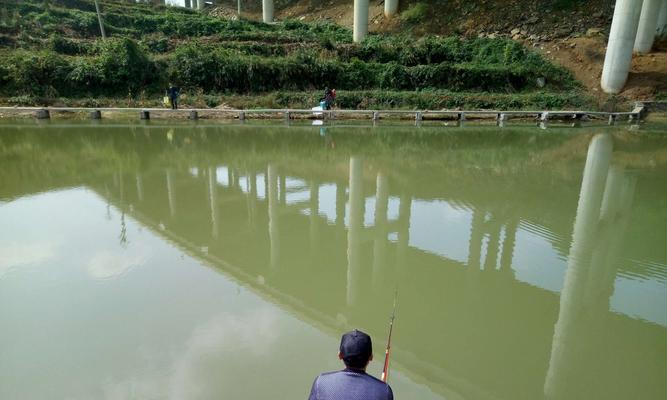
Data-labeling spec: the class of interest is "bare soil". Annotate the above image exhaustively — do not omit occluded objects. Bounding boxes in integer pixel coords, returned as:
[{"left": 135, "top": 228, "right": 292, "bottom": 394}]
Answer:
[{"left": 211, "top": 0, "right": 667, "bottom": 102}]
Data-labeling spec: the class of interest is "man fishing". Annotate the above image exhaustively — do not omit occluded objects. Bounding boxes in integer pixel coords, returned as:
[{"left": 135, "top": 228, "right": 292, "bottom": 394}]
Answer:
[{"left": 307, "top": 330, "right": 394, "bottom": 400}]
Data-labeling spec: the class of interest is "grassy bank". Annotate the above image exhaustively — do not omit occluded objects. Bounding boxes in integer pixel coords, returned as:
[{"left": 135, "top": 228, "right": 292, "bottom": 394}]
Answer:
[{"left": 0, "top": 0, "right": 591, "bottom": 110}]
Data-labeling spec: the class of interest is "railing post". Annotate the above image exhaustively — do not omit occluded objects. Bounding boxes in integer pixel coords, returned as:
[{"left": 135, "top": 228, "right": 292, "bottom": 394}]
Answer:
[
  {"left": 140, "top": 110, "right": 150, "bottom": 120},
  {"left": 35, "top": 109, "right": 50, "bottom": 119},
  {"left": 189, "top": 110, "right": 198, "bottom": 120},
  {"left": 90, "top": 110, "right": 102, "bottom": 120}
]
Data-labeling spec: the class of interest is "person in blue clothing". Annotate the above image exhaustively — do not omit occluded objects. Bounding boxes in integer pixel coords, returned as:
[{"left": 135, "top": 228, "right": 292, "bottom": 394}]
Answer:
[
  {"left": 167, "top": 83, "right": 180, "bottom": 110},
  {"left": 308, "top": 330, "right": 394, "bottom": 400}
]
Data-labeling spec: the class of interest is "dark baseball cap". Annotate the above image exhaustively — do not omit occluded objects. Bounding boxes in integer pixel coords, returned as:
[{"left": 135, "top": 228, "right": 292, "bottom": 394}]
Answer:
[{"left": 339, "top": 329, "right": 373, "bottom": 358}]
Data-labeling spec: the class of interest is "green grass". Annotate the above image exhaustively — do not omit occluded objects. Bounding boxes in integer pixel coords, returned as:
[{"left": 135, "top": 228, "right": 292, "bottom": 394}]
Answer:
[{"left": 0, "top": 0, "right": 586, "bottom": 109}]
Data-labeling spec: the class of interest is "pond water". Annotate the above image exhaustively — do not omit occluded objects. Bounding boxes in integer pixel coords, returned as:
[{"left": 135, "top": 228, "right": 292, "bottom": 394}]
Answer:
[{"left": 1, "top": 121, "right": 666, "bottom": 400}]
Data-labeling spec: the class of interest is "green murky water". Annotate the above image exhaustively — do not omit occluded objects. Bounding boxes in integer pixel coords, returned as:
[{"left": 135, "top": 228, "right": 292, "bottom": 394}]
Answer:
[{"left": 1, "top": 121, "right": 666, "bottom": 400}]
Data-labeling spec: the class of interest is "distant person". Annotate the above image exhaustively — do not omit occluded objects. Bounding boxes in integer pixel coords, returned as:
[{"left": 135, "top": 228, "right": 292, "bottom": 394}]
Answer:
[
  {"left": 166, "top": 83, "right": 180, "bottom": 110},
  {"left": 321, "top": 87, "right": 336, "bottom": 110},
  {"left": 308, "top": 329, "right": 393, "bottom": 400}
]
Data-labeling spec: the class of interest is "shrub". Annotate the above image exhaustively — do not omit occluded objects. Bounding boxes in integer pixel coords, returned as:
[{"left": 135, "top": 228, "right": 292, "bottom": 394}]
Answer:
[{"left": 401, "top": 3, "right": 429, "bottom": 25}]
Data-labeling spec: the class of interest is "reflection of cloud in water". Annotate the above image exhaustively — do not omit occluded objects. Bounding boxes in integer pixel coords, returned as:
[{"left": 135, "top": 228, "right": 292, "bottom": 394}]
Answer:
[
  {"left": 169, "top": 308, "right": 280, "bottom": 400},
  {"left": 0, "top": 241, "right": 56, "bottom": 278},
  {"left": 87, "top": 248, "right": 148, "bottom": 280}
]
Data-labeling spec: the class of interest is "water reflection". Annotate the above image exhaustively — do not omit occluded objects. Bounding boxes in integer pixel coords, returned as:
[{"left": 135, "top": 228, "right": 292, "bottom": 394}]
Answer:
[{"left": 1, "top": 123, "right": 666, "bottom": 400}]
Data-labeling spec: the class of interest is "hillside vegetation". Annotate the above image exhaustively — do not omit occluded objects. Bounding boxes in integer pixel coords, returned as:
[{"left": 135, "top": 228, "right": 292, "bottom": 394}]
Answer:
[{"left": 0, "top": 0, "right": 593, "bottom": 110}]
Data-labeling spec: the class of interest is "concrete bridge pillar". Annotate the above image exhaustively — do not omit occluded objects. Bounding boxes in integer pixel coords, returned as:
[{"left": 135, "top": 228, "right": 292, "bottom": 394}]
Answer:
[
  {"left": 657, "top": 0, "right": 667, "bottom": 39},
  {"left": 263, "top": 0, "right": 274, "bottom": 23},
  {"left": 601, "top": 0, "right": 644, "bottom": 94},
  {"left": 353, "top": 0, "right": 369, "bottom": 42},
  {"left": 634, "top": 0, "right": 663, "bottom": 53},
  {"left": 384, "top": 0, "right": 398, "bottom": 17}
]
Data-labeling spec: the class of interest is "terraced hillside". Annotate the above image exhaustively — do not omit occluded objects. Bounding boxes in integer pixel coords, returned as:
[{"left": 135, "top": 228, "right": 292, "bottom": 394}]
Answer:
[{"left": 0, "top": 0, "right": 593, "bottom": 110}]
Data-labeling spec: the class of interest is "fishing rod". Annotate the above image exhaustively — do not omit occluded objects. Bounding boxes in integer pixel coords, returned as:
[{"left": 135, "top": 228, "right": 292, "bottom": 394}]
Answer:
[{"left": 381, "top": 289, "right": 398, "bottom": 383}]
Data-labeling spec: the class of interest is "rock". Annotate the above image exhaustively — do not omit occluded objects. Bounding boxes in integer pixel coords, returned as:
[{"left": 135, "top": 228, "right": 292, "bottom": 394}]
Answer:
[
  {"left": 536, "top": 77, "right": 546, "bottom": 88},
  {"left": 526, "top": 16, "right": 539, "bottom": 24},
  {"left": 586, "top": 27, "right": 602, "bottom": 37},
  {"left": 570, "top": 42, "right": 576, "bottom": 48},
  {"left": 593, "top": 11, "right": 604, "bottom": 18},
  {"left": 520, "top": 30, "right": 528, "bottom": 35},
  {"left": 528, "top": 34, "right": 538, "bottom": 41},
  {"left": 511, "top": 28, "right": 520, "bottom": 35},
  {"left": 512, "top": 34, "right": 522, "bottom": 40},
  {"left": 555, "top": 27, "right": 572, "bottom": 37}
]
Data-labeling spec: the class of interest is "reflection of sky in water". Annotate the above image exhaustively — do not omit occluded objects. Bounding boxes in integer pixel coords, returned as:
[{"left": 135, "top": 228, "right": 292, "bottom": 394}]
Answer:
[
  {"left": 408, "top": 200, "right": 472, "bottom": 264},
  {"left": 0, "top": 189, "right": 442, "bottom": 400},
  {"left": 215, "top": 166, "right": 229, "bottom": 187}
]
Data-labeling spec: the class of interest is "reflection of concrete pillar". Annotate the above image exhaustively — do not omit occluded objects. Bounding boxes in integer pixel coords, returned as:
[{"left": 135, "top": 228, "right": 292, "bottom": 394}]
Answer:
[
  {"left": 336, "top": 181, "right": 346, "bottom": 241},
  {"left": 483, "top": 219, "right": 501, "bottom": 271},
  {"left": 500, "top": 219, "right": 518, "bottom": 272},
  {"left": 280, "top": 175, "right": 286, "bottom": 205},
  {"left": 135, "top": 173, "right": 144, "bottom": 202},
  {"left": 396, "top": 192, "right": 412, "bottom": 279},
  {"left": 309, "top": 180, "right": 320, "bottom": 251},
  {"left": 249, "top": 171, "right": 257, "bottom": 228},
  {"left": 208, "top": 167, "right": 219, "bottom": 239},
  {"left": 544, "top": 134, "right": 613, "bottom": 399},
  {"left": 166, "top": 169, "right": 176, "bottom": 217},
  {"left": 372, "top": 173, "right": 389, "bottom": 290},
  {"left": 601, "top": 0, "right": 644, "bottom": 93},
  {"left": 468, "top": 209, "right": 484, "bottom": 270},
  {"left": 228, "top": 168, "right": 234, "bottom": 189},
  {"left": 268, "top": 164, "right": 280, "bottom": 269},
  {"left": 347, "top": 157, "right": 364, "bottom": 306}
]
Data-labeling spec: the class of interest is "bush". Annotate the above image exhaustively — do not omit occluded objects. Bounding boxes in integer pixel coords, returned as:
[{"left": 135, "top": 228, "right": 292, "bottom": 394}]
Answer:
[{"left": 402, "top": 3, "right": 429, "bottom": 25}]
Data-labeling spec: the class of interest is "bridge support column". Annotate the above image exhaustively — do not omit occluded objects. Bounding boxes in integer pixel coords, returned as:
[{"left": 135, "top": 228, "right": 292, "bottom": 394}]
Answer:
[
  {"left": 634, "top": 0, "right": 663, "bottom": 53},
  {"left": 263, "top": 0, "right": 274, "bottom": 23},
  {"left": 353, "top": 0, "right": 369, "bottom": 42},
  {"left": 601, "top": 0, "right": 644, "bottom": 94},
  {"left": 347, "top": 157, "right": 364, "bottom": 306},
  {"left": 658, "top": 0, "right": 667, "bottom": 39},
  {"left": 384, "top": 0, "right": 398, "bottom": 17}
]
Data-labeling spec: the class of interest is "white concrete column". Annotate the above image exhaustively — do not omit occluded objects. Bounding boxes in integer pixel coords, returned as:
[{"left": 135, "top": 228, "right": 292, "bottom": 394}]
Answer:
[
  {"left": 384, "top": 0, "right": 398, "bottom": 17},
  {"left": 347, "top": 157, "right": 364, "bottom": 306},
  {"left": 262, "top": 0, "right": 274, "bottom": 23},
  {"left": 634, "top": 0, "right": 663, "bottom": 53},
  {"left": 192, "top": 0, "right": 198, "bottom": 9},
  {"left": 601, "top": 0, "right": 644, "bottom": 94},
  {"left": 353, "top": 0, "right": 369, "bottom": 42},
  {"left": 268, "top": 164, "right": 280, "bottom": 269},
  {"left": 657, "top": 0, "right": 667, "bottom": 39}
]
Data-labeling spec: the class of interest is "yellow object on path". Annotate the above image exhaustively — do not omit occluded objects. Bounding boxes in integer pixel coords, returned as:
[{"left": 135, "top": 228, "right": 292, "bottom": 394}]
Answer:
[{"left": 163, "top": 96, "right": 170, "bottom": 107}]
